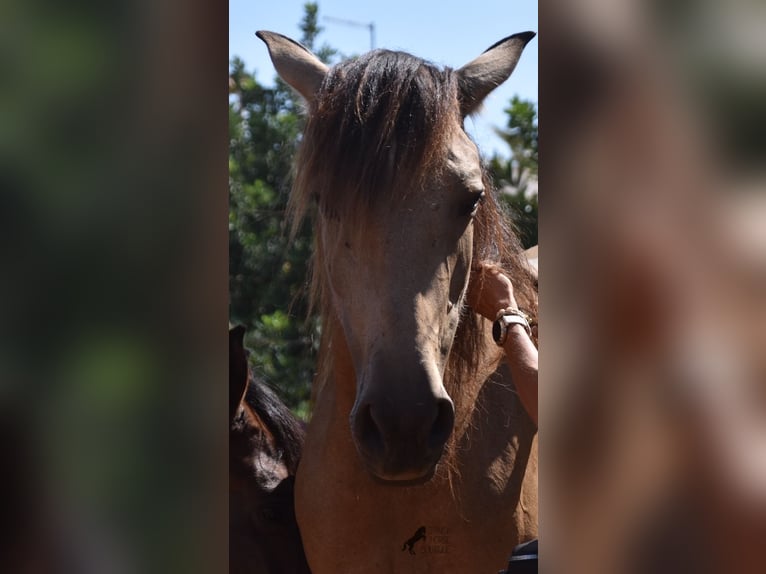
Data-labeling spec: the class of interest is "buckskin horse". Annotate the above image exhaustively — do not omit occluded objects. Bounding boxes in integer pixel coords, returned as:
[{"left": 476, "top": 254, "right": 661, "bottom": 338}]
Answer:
[
  {"left": 258, "top": 32, "right": 538, "bottom": 573},
  {"left": 229, "top": 325, "right": 310, "bottom": 574}
]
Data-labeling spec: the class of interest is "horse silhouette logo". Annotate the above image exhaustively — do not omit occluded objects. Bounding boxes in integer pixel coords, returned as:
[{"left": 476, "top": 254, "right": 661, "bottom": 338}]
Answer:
[{"left": 401, "top": 526, "right": 426, "bottom": 555}]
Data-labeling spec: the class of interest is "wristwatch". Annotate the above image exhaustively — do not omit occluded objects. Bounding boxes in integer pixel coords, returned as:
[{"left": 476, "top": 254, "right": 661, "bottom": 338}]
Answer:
[{"left": 492, "top": 307, "right": 532, "bottom": 346}]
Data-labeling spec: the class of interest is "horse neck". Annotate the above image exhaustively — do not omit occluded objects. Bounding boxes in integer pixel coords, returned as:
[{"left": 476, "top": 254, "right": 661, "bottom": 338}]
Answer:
[
  {"left": 315, "top": 312, "right": 357, "bottom": 414},
  {"left": 447, "top": 322, "right": 505, "bottom": 438}
]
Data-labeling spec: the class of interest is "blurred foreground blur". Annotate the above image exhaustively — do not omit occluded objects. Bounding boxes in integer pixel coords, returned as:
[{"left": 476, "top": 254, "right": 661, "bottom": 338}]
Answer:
[
  {"left": 541, "top": 0, "right": 765, "bottom": 572},
  {"left": 1, "top": 0, "right": 226, "bottom": 571}
]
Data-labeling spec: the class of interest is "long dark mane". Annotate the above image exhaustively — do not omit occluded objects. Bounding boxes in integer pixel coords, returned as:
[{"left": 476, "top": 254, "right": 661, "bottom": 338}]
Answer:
[
  {"left": 289, "top": 49, "right": 537, "bottom": 415},
  {"left": 240, "top": 381, "right": 305, "bottom": 475},
  {"left": 230, "top": 326, "right": 304, "bottom": 475}
]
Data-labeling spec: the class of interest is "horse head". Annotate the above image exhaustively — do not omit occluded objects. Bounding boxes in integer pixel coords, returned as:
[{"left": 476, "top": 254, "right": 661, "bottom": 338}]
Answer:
[
  {"left": 258, "top": 32, "right": 534, "bottom": 484},
  {"left": 228, "top": 326, "right": 309, "bottom": 573}
]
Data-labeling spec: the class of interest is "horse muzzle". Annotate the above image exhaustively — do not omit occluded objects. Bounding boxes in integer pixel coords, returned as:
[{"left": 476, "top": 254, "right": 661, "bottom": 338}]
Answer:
[{"left": 349, "top": 381, "right": 455, "bottom": 484}]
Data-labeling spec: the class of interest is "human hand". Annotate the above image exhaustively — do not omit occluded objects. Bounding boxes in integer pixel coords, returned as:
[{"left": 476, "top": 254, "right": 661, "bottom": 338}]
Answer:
[{"left": 467, "top": 262, "right": 517, "bottom": 321}]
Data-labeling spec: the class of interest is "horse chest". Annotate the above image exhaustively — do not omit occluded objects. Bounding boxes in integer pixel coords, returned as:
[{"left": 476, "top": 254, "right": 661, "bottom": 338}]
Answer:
[{"left": 295, "top": 387, "right": 537, "bottom": 574}]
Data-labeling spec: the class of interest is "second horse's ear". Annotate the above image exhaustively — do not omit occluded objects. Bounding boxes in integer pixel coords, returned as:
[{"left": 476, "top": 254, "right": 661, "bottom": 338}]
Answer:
[
  {"left": 457, "top": 32, "right": 535, "bottom": 116},
  {"left": 256, "top": 30, "right": 329, "bottom": 103}
]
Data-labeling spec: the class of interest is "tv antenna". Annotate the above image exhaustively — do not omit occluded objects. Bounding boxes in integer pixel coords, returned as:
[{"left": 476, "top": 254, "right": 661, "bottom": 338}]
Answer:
[{"left": 324, "top": 16, "right": 376, "bottom": 50}]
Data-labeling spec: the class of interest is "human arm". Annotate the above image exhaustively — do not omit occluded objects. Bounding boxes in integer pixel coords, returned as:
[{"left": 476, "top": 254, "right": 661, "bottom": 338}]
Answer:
[{"left": 468, "top": 264, "right": 538, "bottom": 426}]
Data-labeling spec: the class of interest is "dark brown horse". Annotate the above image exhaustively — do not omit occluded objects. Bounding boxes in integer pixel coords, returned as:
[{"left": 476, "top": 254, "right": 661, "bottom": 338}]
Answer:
[
  {"left": 258, "top": 31, "right": 538, "bottom": 573},
  {"left": 229, "top": 325, "right": 310, "bottom": 574}
]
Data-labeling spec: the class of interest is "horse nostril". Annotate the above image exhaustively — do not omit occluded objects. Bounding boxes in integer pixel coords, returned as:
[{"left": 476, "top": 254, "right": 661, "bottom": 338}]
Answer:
[
  {"left": 428, "top": 398, "right": 455, "bottom": 450},
  {"left": 355, "top": 404, "right": 385, "bottom": 456},
  {"left": 353, "top": 394, "right": 454, "bottom": 474}
]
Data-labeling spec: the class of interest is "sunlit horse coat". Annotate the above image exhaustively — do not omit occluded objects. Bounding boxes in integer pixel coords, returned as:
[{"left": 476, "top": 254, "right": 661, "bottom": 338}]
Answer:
[{"left": 258, "top": 32, "right": 538, "bottom": 574}]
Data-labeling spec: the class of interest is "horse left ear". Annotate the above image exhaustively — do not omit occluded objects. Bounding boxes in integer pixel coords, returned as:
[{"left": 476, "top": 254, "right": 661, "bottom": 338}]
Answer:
[
  {"left": 257, "top": 30, "right": 328, "bottom": 103},
  {"left": 457, "top": 32, "right": 535, "bottom": 116}
]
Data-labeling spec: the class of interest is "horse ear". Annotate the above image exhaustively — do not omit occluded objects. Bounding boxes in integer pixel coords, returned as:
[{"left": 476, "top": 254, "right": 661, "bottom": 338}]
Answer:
[
  {"left": 229, "top": 325, "right": 249, "bottom": 419},
  {"left": 457, "top": 32, "right": 535, "bottom": 116},
  {"left": 256, "top": 30, "right": 328, "bottom": 103},
  {"left": 230, "top": 324, "right": 246, "bottom": 346}
]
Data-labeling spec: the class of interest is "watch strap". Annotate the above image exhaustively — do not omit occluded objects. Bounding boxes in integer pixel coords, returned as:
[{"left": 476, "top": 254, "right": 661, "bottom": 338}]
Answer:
[{"left": 492, "top": 307, "right": 532, "bottom": 346}]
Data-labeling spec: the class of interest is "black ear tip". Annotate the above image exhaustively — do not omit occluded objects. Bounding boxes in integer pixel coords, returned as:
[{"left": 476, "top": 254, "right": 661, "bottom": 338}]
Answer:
[
  {"left": 483, "top": 31, "right": 536, "bottom": 53},
  {"left": 511, "top": 31, "right": 536, "bottom": 45},
  {"left": 230, "top": 324, "right": 247, "bottom": 345}
]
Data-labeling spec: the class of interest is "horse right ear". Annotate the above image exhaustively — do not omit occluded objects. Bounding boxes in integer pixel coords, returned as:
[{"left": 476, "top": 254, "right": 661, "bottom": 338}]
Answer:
[{"left": 257, "top": 31, "right": 328, "bottom": 103}]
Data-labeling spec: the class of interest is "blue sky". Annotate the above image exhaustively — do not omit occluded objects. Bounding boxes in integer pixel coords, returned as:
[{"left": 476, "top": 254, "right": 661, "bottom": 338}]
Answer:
[{"left": 229, "top": 0, "right": 538, "bottom": 158}]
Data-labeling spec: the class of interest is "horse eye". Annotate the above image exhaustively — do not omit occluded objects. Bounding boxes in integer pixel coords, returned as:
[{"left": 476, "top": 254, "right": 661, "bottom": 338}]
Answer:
[{"left": 465, "top": 190, "right": 486, "bottom": 217}]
